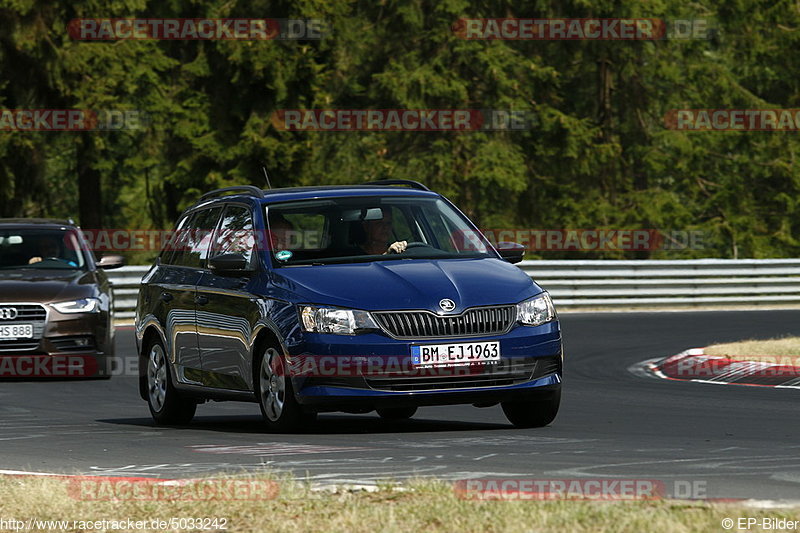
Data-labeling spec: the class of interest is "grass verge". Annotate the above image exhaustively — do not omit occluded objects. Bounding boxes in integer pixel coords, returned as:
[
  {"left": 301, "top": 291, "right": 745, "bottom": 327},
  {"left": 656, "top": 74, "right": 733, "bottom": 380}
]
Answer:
[
  {"left": 704, "top": 336, "right": 800, "bottom": 364},
  {"left": 1, "top": 474, "right": 799, "bottom": 533}
]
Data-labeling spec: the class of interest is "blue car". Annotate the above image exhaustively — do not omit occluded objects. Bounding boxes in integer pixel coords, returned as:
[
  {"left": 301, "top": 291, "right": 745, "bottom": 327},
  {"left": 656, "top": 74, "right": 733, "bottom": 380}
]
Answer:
[{"left": 135, "top": 180, "right": 562, "bottom": 430}]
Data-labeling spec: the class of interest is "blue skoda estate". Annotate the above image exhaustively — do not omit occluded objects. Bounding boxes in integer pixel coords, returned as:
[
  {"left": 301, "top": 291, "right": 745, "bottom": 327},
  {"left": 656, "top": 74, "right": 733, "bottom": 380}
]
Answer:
[{"left": 135, "top": 181, "right": 562, "bottom": 430}]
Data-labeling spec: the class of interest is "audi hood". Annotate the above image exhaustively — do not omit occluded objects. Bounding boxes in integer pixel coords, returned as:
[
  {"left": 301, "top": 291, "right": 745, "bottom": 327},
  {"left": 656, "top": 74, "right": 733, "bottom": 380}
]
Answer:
[{"left": 0, "top": 269, "right": 99, "bottom": 304}]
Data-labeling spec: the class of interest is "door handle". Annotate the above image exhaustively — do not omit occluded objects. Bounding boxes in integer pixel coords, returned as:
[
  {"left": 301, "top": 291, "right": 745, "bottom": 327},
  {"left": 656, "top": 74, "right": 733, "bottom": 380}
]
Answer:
[
  {"left": 195, "top": 294, "right": 209, "bottom": 305},
  {"left": 159, "top": 292, "right": 173, "bottom": 302}
]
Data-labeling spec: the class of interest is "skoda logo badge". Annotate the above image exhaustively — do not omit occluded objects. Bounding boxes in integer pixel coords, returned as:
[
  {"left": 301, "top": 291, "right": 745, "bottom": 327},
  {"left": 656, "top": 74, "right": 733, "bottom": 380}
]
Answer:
[
  {"left": 0, "top": 307, "right": 18, "bottom": 320},
  {"left": 438, "top": 299, "right": 456, "bottom": 312}
]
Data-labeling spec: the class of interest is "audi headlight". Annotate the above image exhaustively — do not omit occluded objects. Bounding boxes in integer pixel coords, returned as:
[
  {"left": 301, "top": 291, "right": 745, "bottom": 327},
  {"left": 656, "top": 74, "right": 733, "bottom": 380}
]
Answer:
[
  {"left": 52, "top": 297, "right": 100, "bottom": 314},
  {"left": 299, "top": 305, "right": 379, "bottom": 335},
  {"left": 516, "top": 293, "right": 556, "bottom": 326}
]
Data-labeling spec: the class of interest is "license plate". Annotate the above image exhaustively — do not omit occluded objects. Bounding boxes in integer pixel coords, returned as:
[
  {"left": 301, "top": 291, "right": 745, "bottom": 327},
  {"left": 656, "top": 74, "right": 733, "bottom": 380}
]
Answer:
[
  {"left": 411, "top": 341, "right": 500, "bottom": 368},
  {"left": 0, "top": 324, "right": 33, "bottom": 340}
]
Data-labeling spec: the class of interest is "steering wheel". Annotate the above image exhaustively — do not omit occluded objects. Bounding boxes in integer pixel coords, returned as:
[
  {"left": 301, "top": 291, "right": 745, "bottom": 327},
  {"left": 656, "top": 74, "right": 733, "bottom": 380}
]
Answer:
[
  {"left": 385, "top": 241, "right": 431, "bottom": 255},
  {"left": 40, "top": 257, "right": 77, "bottom": 267}
]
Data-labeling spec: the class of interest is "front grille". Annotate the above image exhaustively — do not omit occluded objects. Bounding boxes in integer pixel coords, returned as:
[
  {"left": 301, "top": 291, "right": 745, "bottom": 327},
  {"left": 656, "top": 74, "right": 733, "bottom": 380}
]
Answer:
[
  {"left": 365, "top": 359, "right": 537, "bottom": 392},
  {"left": 300, "top": 355, "right": 562, "bottom": 392},
  {"left": 0, "top": 304, "right": 47, "bottom": 353},
  {"left": 373, "top": 305, "right": 516, "bottom": 339},
  {"left": 0, "top": 340, "right": 41, "bottom": 351},
  {"left": 0, "top": 304, "right": 47, "bottom": 321}
]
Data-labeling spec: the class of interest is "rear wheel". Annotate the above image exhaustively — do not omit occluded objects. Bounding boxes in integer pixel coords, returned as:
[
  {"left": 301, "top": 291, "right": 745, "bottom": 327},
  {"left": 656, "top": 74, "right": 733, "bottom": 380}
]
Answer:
[
  {"left": 256, "top": 345, "right": 315, "bottom": 432},
  {"left": 501, "top": 388, "right": 560, "bottom": 428},
  {"left": 145, "top": 339, "right": 197, "bottom": 425},
  {"left": 376, "top": 406, "right": 417, "bottom": 420}
]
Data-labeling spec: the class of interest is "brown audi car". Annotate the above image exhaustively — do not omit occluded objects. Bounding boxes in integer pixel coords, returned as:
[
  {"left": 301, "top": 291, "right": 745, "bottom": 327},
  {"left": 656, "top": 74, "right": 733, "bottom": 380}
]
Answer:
[{"left": 0, "top": 219, "right": 123, "bottom": 378}]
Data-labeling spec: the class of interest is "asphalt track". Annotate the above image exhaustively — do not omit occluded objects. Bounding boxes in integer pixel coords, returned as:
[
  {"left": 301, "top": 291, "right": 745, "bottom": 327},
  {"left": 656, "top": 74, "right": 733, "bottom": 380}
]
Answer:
[{"left": 1, "top": 310, "right": 799, "bottom": 499}]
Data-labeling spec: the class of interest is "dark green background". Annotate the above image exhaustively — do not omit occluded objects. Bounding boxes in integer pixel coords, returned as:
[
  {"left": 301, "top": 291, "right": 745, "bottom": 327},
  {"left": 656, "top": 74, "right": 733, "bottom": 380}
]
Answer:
[{"left": 1, "top": 0, "right": 797, "bottom": 262}]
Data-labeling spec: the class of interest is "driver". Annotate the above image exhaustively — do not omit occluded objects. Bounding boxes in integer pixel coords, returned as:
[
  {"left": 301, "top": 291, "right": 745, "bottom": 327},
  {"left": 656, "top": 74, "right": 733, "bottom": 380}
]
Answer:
[
  {"left": 28, "top": 236, "right": 62, "bottom": 264},
  {"left": 360, "top": 208, "right": 407, "bottom": 255},
  {"left": 28, "top": 235, "right": 78, "bottom": 267}
]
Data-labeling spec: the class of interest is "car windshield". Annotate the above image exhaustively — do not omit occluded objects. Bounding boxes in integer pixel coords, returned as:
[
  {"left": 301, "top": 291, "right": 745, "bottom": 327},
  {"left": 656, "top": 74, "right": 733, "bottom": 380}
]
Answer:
[
  {"left": 265, "top": 196, "right": 494, "bottom": 266},
  {"left": 0, "top": 228, "right": 86, "bottom": 270}
]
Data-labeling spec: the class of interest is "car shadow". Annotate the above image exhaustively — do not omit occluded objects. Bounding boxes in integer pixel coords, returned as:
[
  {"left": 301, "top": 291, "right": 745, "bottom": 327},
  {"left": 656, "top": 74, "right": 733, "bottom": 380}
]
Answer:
[{"left": 96, "top": 414, "right": 512, "bottom": 434}]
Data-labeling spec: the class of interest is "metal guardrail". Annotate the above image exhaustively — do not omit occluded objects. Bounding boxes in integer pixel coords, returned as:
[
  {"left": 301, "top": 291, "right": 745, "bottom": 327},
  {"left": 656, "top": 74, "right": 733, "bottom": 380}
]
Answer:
[
  {"left": 108, "top": 259, "right": 800, "bottom": 317},
  {"left": 520, "top": 259, "right": 800, "bottom": 306},
  {"left": 109, "top": 266, "right": 148, "bottom": 319}
]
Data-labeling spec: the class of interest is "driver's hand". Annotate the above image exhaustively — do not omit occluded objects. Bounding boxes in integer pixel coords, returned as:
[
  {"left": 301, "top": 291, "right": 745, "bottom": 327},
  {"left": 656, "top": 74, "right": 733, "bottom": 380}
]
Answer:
[
  {"left": 385, "top": 241, "right": 408, "bottom": 254},
  {"left": 28, "top": 257, "right": 42, "bottom": 264}
]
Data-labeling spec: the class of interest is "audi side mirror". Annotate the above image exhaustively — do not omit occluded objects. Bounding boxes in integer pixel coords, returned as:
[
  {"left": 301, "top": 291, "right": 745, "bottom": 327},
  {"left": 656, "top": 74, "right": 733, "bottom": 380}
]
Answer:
[{"left": 97, "top": 255, "right": 125, "bottom": 269}]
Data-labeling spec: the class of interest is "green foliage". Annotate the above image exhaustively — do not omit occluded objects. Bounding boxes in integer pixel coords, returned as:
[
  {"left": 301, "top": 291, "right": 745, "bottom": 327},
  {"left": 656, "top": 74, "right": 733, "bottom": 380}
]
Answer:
[{"left": 0, "top": 0, "right": 799, "bottom": 260}]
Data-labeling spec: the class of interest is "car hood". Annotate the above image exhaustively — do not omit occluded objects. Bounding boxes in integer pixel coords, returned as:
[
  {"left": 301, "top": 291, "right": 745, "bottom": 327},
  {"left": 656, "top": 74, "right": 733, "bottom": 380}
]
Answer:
[
  {"left": 0, "top": 269, "right": 97, "bottom": 303},
  {"left": 272, "top": 258, "right": 541, "bottom": 312}
]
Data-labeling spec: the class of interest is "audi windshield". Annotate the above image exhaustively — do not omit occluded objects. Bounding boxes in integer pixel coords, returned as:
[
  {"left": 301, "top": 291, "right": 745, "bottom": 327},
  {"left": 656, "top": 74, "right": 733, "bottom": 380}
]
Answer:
[{"left": 0, "top": 228, "right": 86, "bottom": 270}]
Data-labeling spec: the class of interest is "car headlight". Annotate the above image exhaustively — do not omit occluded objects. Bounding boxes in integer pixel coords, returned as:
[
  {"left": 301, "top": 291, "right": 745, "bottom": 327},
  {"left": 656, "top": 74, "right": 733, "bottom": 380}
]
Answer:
[
  {"left": 52, "top": 298, "right": 100, "bottom": 314},
  {"left": 516, "top": 293, "right": 556, "bottom": 326},
  {"left": 299, "top": 305, "right": 379, "bottom": 335}
]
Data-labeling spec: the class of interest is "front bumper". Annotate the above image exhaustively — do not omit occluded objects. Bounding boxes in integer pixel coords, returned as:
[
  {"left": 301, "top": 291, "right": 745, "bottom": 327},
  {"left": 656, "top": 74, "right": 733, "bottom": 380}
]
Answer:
[
  {"left": 0, "top": 308, "right": 113, "bottom": 378},
  {"left": 286, "top": 321, "right": 562, "bottom": 410}
]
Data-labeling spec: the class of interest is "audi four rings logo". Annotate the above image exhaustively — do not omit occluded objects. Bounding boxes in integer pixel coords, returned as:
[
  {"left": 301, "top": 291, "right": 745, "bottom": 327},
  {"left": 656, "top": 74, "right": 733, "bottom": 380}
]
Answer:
[
  {"left": 438, "top": 299, "right": 456, "bottom": 312},
  {"left": 0, "top": 307, "right": 18, "bottom": 320}
]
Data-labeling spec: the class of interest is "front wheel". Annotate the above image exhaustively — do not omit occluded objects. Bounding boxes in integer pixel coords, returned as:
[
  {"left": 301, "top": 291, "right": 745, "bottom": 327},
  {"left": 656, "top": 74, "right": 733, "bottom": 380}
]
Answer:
[
  {"left": 501, "top": 389, "right": 560, "bottom": 428},
  {"left": 145, "top": 339, "right": 197, "bottom": 425},
  {"left": 256, "top": 346, "right": 315, "bottom": 432}
]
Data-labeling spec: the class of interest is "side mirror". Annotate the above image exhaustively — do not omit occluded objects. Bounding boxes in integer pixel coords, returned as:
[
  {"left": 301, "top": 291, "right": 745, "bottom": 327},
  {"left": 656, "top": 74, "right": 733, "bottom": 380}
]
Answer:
[
  {"left": 496, "top": 242, "right": 525, "bottom": 264},
  {"left": 97, "top": 255, "right": 125, "bottom": 269},
  {"left": 209, "top": 253, "right": 252, "bottom": 274}
]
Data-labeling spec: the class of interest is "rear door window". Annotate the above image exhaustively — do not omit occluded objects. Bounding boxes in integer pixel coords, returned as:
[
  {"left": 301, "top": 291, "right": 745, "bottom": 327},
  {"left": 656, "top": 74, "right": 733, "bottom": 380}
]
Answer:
[{"left": 169, "top": 207, "right": 222, "bottom": 268}]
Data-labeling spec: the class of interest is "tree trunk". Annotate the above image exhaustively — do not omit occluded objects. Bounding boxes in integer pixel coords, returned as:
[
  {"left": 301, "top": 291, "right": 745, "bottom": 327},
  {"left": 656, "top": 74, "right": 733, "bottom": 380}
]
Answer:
[{"left": 77, "top": 133, "right": 102, "bottom": 229}]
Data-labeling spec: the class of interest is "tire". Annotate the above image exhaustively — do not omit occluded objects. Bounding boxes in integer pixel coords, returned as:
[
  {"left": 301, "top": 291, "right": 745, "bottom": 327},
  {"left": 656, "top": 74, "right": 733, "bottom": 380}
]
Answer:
[
  {"left": 255, "top": 345, "right": 315, "bottom": 432},
  {"left": 376, "top": 406, "right": 417, "bottom": 420},
  {"left": 145, "top": 338, "right": 197, "bottom": 425},
  {"left": 501, "top": 388, "right": 561, "bottom": 428}
]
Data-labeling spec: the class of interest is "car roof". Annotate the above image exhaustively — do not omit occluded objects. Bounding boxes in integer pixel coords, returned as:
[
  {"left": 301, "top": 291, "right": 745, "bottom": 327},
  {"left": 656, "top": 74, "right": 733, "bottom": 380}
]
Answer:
[
  {"left": 189, "top": 185, "right": 441, "bottom": 211},
  {"left": 0, "top": 218, "right": 77, "bottom": 228},
  {"left": 259, "top": 185, "right": 440, "bottom": 204}
]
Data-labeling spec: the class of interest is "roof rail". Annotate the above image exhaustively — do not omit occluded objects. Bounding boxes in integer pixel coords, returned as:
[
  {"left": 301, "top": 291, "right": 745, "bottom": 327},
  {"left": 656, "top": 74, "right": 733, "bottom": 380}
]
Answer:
[
  {"left": 364, "top": 179, "right": 431, "bottom": 191},
  {"left": 200, "top": 185, "right": 265, "bottom": 200}
]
